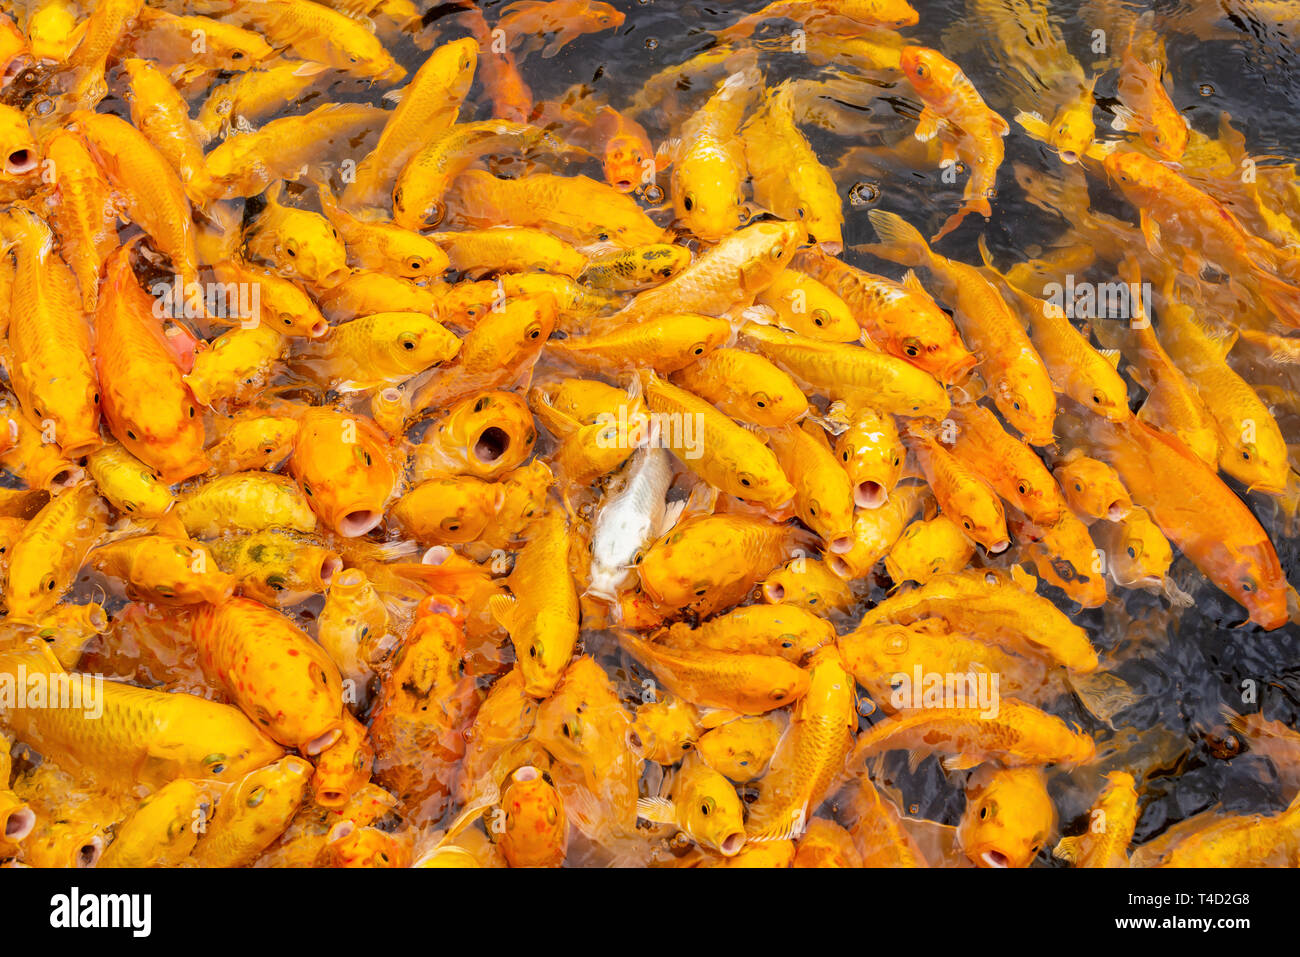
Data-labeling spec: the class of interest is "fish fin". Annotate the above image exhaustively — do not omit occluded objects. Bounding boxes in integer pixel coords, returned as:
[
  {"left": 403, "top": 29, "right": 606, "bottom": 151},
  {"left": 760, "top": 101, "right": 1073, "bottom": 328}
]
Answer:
[
  {"left": 655, "top": 137, "right": 680, "bottom": 167},
  {"left": 975, "top": 234, "right": 998, "bottom": 272},
  {"left": 747, "top": 806, "right": 806, "bottom": 843},
  {"left": 1110, "top": 104, "right": 1137, "bottom": 133},
  {"left": 1053, "top": 834, "right": 1084, "bottom": 863},
  {"left": 914, "top": 106, "right": 941, "bottom": 142},
  {"left": 1069, "top": 670, "right": 1140, "bottom": 729},
  {"left": 906, "top": 748, "right": 928, "bottom": 773},
  {"left": 487, "top": 593, "right": 517, "bottom": 631},
  {"left": 900, "top": 269, "right": 930, "bottom": 297},
  {"left": 866, "top": 210, "right": 930, "bottom": 268},
  {"left": 1014, "top": 109, "right": 1051, "bottom": 144},
  {"left": 939, "top": 753, "right": 981, "bottom": 772},
  {"left": 382, "top": 85, "right": 407, "bottom": 105},
  {"left": 1098, "top": 348, "right": 1121, "bottom": 368},
  {"left": 990, "top": 112, "right": 1010, "bottom": 137},
  {"left": 293, "top": 61, "right": 330, "bottom": 77},
  {"left": 1009, "top": 563, "right": 1039, "bottom": 592},
  {"left": 635, "top": 796, "right": 677, "bottom": 825},
  {"left": 656, "top": 498, "right": 687, "bottom": 538}
]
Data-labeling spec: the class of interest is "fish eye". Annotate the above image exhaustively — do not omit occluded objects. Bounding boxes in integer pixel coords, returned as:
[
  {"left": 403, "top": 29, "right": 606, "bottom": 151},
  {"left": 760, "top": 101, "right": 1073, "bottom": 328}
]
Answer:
[
  {"left": 842, "top": 450, "right": 850, "bottom": 462},
  {"left": 683, "top": 193, "right": 695, "bottom": 212},
  {"left": 979, "top": 805, "right": 988, "bottom": 820},
  {"left": 1242, "top": 449, "right": 1252, "bottom": 461},
  {"left": 1127, "top": 545, "right": 1138, "bottom": 559},
  {"left": 280, "top": 313, "right": 294, "bottom": 326},
  {"left": 796, "top": 207, "right": 806, "bottom": 219},
  {"left": 529, "top": 645, "right": 538, "bottom": 658},
  {"left": 527, "top": 324, "right": 542, "bottom": 340},
  {"left": 285, "top": 243, "right": 297, "bottom": 258},
  {"left": 690, "top": 341, "right": 706, "bottom": 356},
  {"left": 769, "top": 245, "right": 785, "bottom": 261},
  {"left": 126, "top": 429, "right": 137, "bottom": 440},
  {"left": 1241, "top": 579, "right": 1255, "bottom": 593},
  {"left": 770, "top": 688, "right": 789, "bottom": 700},
  {"left": 893, "top": 456, "right": 901, "bottom": 466},
  {"left": 246, "top": 785, "right": 266, "bottom": 807},
  {"left": 812, "top": 308, "right": 829, "bottom": 327},
  {"left": 1017, "top": 482, "right": 1028, "bottom": 495},
  {"left": 961, "top": 519, "right": 972, "bottom": 531},
  {"left": 408, "top": 259, "right": 423, "bottom": 271},
  {"left": 915, "top": 64, "right": 928, "bottom": 78},
  {"left": 231, "top": 51, "right": 244, "bottom": 60},
  {"left": 399, "top": 333, "right": 418, "bottom": 351},
  {"left": 903, "top": 338, "right": 921, "bottom": 357},
  {"left": 753, "top": 391, "right": 770, "bottom": 408},
  {"left": 1074, "top": 482, "right": 1083, "bottom": 492},
  {"left": 1012, "top": 401, "right": 1021, "bottom": 411},
  {"left": 700, "top": 798, "right": 715, "bottom": 816},
  {"left": 1091, "top": 390, "right": 1105, "bottom": 405},
  {"left": 561, "top": 722, "right": 572, "bottom": 737}
]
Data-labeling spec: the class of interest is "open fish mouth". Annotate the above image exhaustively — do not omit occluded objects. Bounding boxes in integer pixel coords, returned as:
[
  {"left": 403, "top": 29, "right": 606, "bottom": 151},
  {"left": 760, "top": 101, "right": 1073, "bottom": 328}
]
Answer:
[
  {"left": 5, "top": 147, "right": 36, "bottom": 175},
  {"left": 981, "top": 850, "right": 1010, "bottom": 868},
  {"left": 474, "top": 426, "right": 511, "bottom": 464}
]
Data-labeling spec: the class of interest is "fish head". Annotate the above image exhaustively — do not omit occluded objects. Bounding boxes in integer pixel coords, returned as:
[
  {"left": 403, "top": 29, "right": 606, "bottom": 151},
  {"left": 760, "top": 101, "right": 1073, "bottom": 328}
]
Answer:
[
  {"left": 679, "top": 768, "right": 747, "bottom": 857},
  {"left": 1057, "top": 456, "right": 1131, "bottom": 522},
  {"left": 499, "top": 765, "right": 567, "bottom": 866},
  {"left": 631, "top": 697, "right": 701, "bottom": 764},
  {"left": 957, "top": 766, "right": 1054, "bottom": 869},
  {"left": 899, "top": 45, "right": 960, "bottom": 100},
  {"left": 604, "top": 132, "right": 652, "bottom": 192},
  {"left": 0, "top": 103, "right": 37, "bottom": 179},
  {"left": 1048, "top": 97, "right": 1097, "bottom": 165},
  {"left": 858, "top": 0, "right": 920, "bottom": 27},
  {"left": 438, "top": 390, "right": 538, "bottom": 479},
  {"left": 310, "top": 719, "right": 372, "bottom": 809}
]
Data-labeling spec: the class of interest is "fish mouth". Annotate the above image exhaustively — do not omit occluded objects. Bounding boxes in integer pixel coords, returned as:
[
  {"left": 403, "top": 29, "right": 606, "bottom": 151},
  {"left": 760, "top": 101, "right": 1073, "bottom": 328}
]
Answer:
[
  {"left": 613, "top": 178, "right": 635, "bottom": 192},
  {"left": 421, "top": 546, "right": 453, "bottom": 567},
  {"left": 2, "top": 806, "right": 35, "bottom": 843},
  {"left": 986, "top": 539, "right": 1010, "bottom": 555},
  {"left": 474, "top": 427, "right": 510, "bottom": 465},
  {"left": 76, "top": 836, "right": 104, "bottom": 868},
  {"left": 1106, "top": 501, "right": 1129, "bottom": 521},
  {"left": 315, "top": 787, "right": 346, "bottom": 808},
  {"left": 59, "top": 438, "right": 102, "bottom": 460},
  {"left": 303, "top": 726, "right": 343, "bottom": 756},
  {"left": 855, "top": 481, "right": 887, "bottom": 509},
  {"left": 320, "top": 266, "right": 350, "bottom": 288},
  {"left": 44, "top": 466, "right": 85, "bottom": 492},
  {"left": 337, "top": 509, "right": 382, "bottom": 538},
  {"left": 980, "top": 849, "right": 1010, "bottom": 868},
  {"left": 829, "top": 535, "right": 854, "bottom": 554},
  {"left": 309, "top": 318, "right": 329, "bottom": 337},
  {"left": 763, "top": 582, "right": 785, "bottom": 602},
  {"left": 512, "top": 765, "right": 540, "bottom": 784},
  {"left": 319, "top": 554, "right": 344, "bottom": 587},
  {"left": 1059, "top": 150, "right": 1079, "bottom": 164},
  {"left": 818, "top": 241, "right": 844, "bottom": 256},
  {"left": 718, "top": 831, "right": 746, "bottom": 857},
  {"left": 5, "top": 147, "right": 36, "bottom": 176},
  {"left": 828, "top": 555, "right": 853, "bottom": 579}
]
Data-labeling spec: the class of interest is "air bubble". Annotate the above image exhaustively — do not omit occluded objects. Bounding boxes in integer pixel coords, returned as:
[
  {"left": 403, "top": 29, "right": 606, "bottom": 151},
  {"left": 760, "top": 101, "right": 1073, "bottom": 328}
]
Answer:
[
  {"left": 1199, "top": 83, "right": 1215, "bottom": 96},
  {"left": 644, "top": 37, "right": 659, "bottom": 50},
  {"left": 848, "top": 182, "right": 881, "bottom": 206}
]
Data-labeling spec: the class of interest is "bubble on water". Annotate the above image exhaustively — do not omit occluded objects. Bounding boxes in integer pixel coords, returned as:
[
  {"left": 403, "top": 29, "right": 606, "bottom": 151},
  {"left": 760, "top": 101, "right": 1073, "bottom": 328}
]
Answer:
[
  {"left": 858, "top": 697, "right": 877, "bottom": 717},
  {"left": 848, "top": 182, "right": 881, "bottom": 207},
  {"left": 641, "top": 183, "right": 664, "bottom": 203},
  {"left": 1199, "top": 83, "right": 1215, "bottom": 96},
  {"left": 645, "top": 37, "right": 659, "bottom": 50}
]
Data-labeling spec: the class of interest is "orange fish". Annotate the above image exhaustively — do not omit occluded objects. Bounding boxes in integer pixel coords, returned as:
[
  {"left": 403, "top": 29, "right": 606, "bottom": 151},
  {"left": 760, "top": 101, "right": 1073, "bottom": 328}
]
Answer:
[
  {"left": 192, "top": 597, "right": 345, "bottom": 755},
  {"left": 94, "top": 243, "right": 208, "bottom": 483},
  {"left": 289, "top": 407, "right": 397, "bottom": 538}
]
